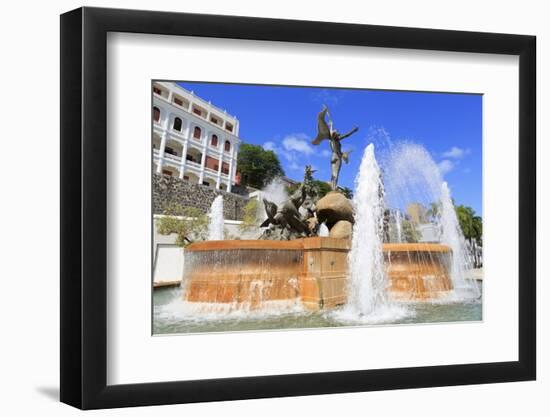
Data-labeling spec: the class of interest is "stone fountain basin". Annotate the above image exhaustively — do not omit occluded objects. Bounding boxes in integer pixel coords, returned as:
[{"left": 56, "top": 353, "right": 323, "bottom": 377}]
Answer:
[{"left": 183, "top": 237, "right": 453, "bottom": 310}]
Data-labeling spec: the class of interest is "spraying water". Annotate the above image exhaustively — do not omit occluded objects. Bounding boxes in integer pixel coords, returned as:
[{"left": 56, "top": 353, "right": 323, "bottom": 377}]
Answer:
[
  {"left": 257, "top": 177, "right": 289, "bottom": 223},
  {"left": 262, "top": 177, "right": 289, "bottom": 206},
  {"left": 207, "top": 195, "right": 224, "bottom": 241},
  {"left": 440, "top": 182, "right": 479, "bottom": 295},
  {"left": 344, "top": 144, "right": 389, "bottom": 316},
  {"left": 382, "top": 142, "right": 443, "bottom": 211},
  {"left": 318, "top": 223, "right": 330, "bottom": 237},
  {"left": 394, "top": 210, "right": 403, "bottom": 243},
  {"left": 380, "top": 141, "right": 479, "bottom": 298}
]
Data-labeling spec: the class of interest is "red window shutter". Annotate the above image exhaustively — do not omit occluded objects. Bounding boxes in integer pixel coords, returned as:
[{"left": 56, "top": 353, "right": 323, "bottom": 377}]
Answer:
[{"left": 193, "top": 126, "right": 201, "bottom": 139}]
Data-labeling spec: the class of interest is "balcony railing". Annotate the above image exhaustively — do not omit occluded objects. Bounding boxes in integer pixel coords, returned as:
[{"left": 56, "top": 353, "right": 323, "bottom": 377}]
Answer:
[
  {"left": 163, "top": 153, "right": 182, "bottom": 163},
  {"left": 185, "top": 159, "right": 201, "bottom": 168}
]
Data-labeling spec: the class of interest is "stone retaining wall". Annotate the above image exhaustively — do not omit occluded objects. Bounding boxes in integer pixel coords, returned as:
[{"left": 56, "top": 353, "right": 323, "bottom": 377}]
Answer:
[{"left": 153, "top": 174, "right": 248, "bottom": 220}]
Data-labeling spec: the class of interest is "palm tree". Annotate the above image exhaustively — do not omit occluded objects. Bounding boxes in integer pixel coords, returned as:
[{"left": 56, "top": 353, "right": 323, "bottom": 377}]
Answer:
[{"left": 455, "top": 205, "right": 483, "bottom": 267}]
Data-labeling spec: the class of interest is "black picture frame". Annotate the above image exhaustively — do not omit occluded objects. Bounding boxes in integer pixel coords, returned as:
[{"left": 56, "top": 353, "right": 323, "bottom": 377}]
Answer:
[{"left": 60, "top": 6, "right": 536, "bottom": 410}]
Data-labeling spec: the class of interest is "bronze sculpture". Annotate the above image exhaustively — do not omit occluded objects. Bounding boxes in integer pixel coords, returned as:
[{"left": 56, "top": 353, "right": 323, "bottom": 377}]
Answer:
[
  {"left": 258, "top": 105, "right": 359, "bottom": 240},
  {"left": 312, "top": 106, "right": 358, "bottom": 190},
  {"left": 260, "top": 165, "right": 319, "bottom": 240}
]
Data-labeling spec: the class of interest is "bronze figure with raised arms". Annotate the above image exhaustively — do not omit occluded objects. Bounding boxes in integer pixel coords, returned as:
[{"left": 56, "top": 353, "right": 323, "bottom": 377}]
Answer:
[{"left": 312, "top": 105, "right": 359, "bottom": 190}]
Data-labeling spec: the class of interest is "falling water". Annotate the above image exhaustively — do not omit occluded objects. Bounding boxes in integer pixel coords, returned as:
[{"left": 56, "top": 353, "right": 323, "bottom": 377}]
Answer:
[
  {"left": 382, "top": 142, "right": 443, "bottom": 211},
  {"left": 257, "top": 177, "right": 289, "bottom": 223},
  {"left": 207, "top": 195, "right": 225, "bottom": 240},
  {"left": 343, "top": 144, "right": 389, "bottom": 317},
  {"left": 394, "top": 210, "right": 403, "bottom": 243},
  {"left": 440, "top": 182, "right": 479, "bottom": 295},
  {"left": 318, "top": 223, "right": 330, "bottom": 237},
  {"left": 380, "top": 141, "right": 479, "bottom": 299},
  {"left": 262, "top": 177, "right": 289, "bottom": 205}
]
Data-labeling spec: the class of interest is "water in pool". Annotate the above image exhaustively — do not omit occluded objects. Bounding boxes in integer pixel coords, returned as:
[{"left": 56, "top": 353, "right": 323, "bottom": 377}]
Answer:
[{"left": 153, "top": 281, "right": 482, "bottom": 335}]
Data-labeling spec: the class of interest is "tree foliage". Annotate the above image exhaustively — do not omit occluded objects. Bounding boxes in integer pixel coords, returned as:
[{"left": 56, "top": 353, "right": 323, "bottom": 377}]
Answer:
[
  {"left": 339, "top": 186, "right": 354, "bottom": 199},
  {"left": 239, "top": 198, "right": 259, "bottom": 231},
  {"left": 287, "top": 179, "right": 334, "bottom": 199},
  {"left": 455, "top": 205, "right": 482, "bottom": 245},
  {"left": 426, "top": 202, "right": 440, "bottom": 222},
  {"left": 157, "top": 203, "right": 208, "bottom": 247},
  {"left": 402, "top": 219, "right": 420, "bottom": 243},
  {"left": 237, "top": 144, "right": 285, "bottom": 189}
]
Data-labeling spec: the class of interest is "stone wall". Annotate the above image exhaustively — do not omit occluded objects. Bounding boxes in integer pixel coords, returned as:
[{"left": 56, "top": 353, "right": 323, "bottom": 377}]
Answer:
[{"left": 153, "top": 174, "right": 249, "bottom": 220}]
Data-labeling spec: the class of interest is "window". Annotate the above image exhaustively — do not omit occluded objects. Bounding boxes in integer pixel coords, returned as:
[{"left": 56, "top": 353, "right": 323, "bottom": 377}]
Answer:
[
  {"left": 174, "top": 97, "right": 183, "bottom": 106},
  {"left": 183, "top": 175, "right": 189, "bottom": 180},
  {"left": 193, "top": 108, "right": 202, "bottom": 116},
  {"left": 202, "top": 181, "right": 210, "bottom": 186},
  {"left": 173, "top": 117, "right": 182, "bottom": 131},
  {"left": 224, "top": 140, "right": 231, "bottom": 152},
  {"left": 193, "top": 126, "right": 202, "bottom": 140},
  {"left": 226, "top": 123, "right": 233, "bottom": 132},
  {"left": 153, "top": 86, "right": 162, "bottom": 95},
  {"left": 165, "top": 146, "right": 177, "bottom": 156},
  {"left": 211, "top": 116, "right": 218, "bottom": 124},
  {"left": 222, "top": 162, "right": 230, "bottom": 175},
  {"left": 162, "top": 169, "right": 172, "bottom": 177},
  {"left": 186, "top": 154, "right": 195, "bottom": 162},
  {"left": 153, "top": 106, "right": 160, "bottom": 122},
  {"left": 211, "top": 134, "right": 218, "bottom": 147}
]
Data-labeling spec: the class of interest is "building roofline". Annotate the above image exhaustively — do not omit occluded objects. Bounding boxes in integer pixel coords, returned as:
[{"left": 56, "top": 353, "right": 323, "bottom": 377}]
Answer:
[{"left": 156, "top": 81, "right": 239, "bottom": 123}]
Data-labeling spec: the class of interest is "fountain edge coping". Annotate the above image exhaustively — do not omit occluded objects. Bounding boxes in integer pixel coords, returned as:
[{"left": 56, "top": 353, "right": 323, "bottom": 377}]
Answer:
[{"left": 185, "top": 238, "right": 450, "bottom": 253}]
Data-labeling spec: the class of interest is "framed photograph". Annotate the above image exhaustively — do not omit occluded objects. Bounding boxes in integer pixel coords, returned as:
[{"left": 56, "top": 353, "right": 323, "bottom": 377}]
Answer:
[{"left": 60, "top": 6, "right": 536, "bottom": 409}]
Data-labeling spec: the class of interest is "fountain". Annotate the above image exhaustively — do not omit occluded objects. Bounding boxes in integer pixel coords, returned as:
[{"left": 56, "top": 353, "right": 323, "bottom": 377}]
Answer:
[
  {"left": 172, "top": 108, "right": 478, "bottom": 324},
  {"left": 207, "top": 195, "right": 224, "bottom": 241},
  {"left": 394, "top": 210, "right": 403, "bottom": 243},
  {"left": 380, "top": 141, "right": 479, "bottom": 299},
  {"left": 344, "top": 144, "right": 388, "bottom": 316},
  {"left": 440, "top": 182, "right": 480, "bottom": 297}
]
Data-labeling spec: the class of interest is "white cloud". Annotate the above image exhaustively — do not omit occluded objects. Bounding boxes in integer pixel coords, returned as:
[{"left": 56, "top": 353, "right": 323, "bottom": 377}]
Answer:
[
  {"left": 262, "top": 141, "right": 277, "bottom": 152},
  {"left": 438, "top": 159, "right": 454, "bottom": 175},
  {"left": 442, "top": 146, "right": 471, "bottom": 159},
  {"left": 282, "top": 134, "right": 315, "bottom": 156},
  {"left": 263, "top": 133, "right": 330, "bottom": 176}
]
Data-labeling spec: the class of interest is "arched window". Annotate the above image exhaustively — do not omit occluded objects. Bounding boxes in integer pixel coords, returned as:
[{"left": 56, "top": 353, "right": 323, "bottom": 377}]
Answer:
[
  {"left": 211, "top": 134, "right": 218, "bottom": 147},
  {"left": 193, "top": 126, "right": 202, "bottom": 140},
  {"left": 173, "top": 117, "right": 182, "bottom": 131},
  {"left": 153, "top": 106, "right": 160, "bottom": 122},
  {"left": 224, "top": 140, "right": 231, "bottom": 152}
]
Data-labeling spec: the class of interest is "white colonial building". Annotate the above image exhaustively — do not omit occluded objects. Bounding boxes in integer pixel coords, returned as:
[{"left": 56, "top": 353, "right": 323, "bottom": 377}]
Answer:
[{"left": 152, "top": 82, "right": 241, "bottom": 192}]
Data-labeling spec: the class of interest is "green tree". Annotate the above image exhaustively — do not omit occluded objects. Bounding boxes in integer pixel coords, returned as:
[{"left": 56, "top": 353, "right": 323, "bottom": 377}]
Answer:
[
  {"left": 455, "top": 205, "right": 482, "bottom": 245},
  {"left": 339, "top": 186, "right": 354, "bottom": 199},
  {"left": 237, "top": 144, "right": 285, "bottom": 189},
  {"left": 239, "top": 198, "right": 259, "bottom": 231},
  {"left": 287, "top": 179, "right": 332, "bottom": 199},
  {"left": 157, "top": 203, "right": 208, "bottom": 247},
  {"left": 426, "top": 201, "right": 441, "bottom": 222},
  {"left": 402, "top": 219, "right": 420, "bottom": 243}
]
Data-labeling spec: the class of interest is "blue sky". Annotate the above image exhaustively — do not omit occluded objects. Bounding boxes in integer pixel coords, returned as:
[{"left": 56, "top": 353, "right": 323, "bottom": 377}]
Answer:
[{"left": 177, "top": 82, "right": 482, "bottom": 215}]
